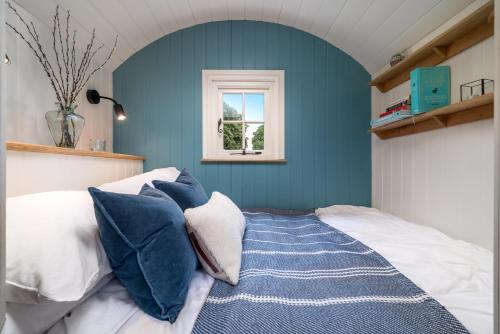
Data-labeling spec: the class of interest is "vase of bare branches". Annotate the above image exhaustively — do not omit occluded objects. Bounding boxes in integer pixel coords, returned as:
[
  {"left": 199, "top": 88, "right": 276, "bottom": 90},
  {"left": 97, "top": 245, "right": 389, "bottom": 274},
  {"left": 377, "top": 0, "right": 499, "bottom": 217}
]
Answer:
[
  {"left": 6, "top": 2, "right": 117, "bottom": 148},
  {"left": 45, "top": 104, "right": 84, "bottom": 148}
]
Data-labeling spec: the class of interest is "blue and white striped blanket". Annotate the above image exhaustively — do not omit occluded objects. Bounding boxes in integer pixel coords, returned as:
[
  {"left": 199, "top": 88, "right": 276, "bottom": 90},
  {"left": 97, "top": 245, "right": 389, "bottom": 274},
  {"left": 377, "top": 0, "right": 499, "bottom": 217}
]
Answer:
[{"left": 193, "top": 212, "right": 468, "bottom": 333}]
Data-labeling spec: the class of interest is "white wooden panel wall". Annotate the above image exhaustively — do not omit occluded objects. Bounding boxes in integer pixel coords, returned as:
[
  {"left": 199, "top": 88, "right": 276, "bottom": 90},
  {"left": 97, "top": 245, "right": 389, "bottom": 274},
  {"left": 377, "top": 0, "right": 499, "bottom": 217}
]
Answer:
[
  {"left": 0, "top": 0, "right": 6, "bottom": 328},
  {"left": 372, "top": 0, "right": 494, "bottom": 250},
  {"left": 493, "top": 0, "right": 499, "bottom": 331},
  {"left": 6, "top": 151, "right": 143, "bottom": 197},
  {"left": 5, "top": 2, "right": 113, "bottom": 152}
]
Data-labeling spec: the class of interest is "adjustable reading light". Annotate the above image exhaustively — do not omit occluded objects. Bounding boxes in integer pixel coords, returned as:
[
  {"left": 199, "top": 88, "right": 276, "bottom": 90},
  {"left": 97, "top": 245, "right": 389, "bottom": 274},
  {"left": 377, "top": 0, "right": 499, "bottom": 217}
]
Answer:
[{"left": 86, "top": 89, "right": 127, "bottom": 121}]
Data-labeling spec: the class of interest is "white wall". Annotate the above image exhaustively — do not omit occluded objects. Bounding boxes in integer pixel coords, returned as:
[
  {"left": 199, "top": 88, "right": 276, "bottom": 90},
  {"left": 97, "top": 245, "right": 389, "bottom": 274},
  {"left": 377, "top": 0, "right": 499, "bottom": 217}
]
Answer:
[
  {"left": 372, "top": 0, "right": 494, "bottom": 250},
  {"left": 6, "top": 151, "right": 143, "bottom": 197},
  {"left": 493, "top": 0, "right": 499, "bottom": 331},
  {"left": 0, "top": 0, "right": 6, "bottom": 329},
  {"left": 5, "top": 2, "right": 113, "bottom": 151}
]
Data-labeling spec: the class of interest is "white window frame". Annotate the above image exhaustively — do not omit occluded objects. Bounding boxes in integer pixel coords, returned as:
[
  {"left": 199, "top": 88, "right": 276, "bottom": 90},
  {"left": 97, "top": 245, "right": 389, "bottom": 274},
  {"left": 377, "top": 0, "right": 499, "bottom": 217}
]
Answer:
[{"left": 202, "top": 70, "right": 285, "bottom": 162}]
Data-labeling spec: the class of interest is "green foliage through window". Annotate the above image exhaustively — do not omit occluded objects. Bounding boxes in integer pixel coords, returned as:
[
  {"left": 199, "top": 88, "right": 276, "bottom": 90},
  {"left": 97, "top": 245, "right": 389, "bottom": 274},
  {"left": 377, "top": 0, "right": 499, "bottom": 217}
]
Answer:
[
  {"left": 223, "top": 123, "right": 243, "bottom": 150},
  {"left": 252, "top": 125, "right": 264, "bottom": 150}
]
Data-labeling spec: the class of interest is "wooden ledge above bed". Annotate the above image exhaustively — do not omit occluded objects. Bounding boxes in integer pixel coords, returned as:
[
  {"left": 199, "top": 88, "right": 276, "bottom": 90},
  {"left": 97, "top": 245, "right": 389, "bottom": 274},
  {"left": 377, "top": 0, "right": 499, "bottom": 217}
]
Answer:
[
  {"left": 6, "top": 141, "right": 145, "bottom": 161},
  {"left": 370, "top": 93, "right": 493, "bottom": 140}
]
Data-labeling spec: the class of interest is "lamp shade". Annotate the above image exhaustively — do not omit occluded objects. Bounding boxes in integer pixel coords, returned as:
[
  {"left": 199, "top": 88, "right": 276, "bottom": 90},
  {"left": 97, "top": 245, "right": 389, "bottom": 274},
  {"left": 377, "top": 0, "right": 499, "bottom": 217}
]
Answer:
[{"left": 114, "top": 104, "right": 127, "bottom": 121}]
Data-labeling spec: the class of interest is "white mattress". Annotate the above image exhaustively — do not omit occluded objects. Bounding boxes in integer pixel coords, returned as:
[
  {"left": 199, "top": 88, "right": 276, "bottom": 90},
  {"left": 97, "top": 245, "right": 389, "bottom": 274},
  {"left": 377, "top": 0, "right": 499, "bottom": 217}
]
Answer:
[{"left": 48, "top": 205, "right": 493, "bottom": 334}]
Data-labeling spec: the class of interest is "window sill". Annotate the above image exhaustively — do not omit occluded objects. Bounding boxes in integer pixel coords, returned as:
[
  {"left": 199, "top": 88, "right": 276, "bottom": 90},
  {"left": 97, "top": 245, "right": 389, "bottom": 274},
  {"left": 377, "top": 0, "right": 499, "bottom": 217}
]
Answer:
[{"left": 201, "top": 158, "right": 287, "bottom": 164}]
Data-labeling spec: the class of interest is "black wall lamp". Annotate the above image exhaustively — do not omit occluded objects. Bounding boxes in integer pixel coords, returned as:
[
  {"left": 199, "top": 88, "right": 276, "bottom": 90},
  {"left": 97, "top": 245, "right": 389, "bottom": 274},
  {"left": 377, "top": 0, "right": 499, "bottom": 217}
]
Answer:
[{"left": 86, "top": 89, "right": 127, "bottom": 121}]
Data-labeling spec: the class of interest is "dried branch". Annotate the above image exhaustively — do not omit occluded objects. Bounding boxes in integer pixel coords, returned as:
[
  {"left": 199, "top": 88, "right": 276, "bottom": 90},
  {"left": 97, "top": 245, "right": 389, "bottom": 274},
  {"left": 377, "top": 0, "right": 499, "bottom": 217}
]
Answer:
[
  {"left": 70, "top": 29, "right": 77, "bottom": 102},
  {"left": 64, "top": 10, "right": 70, "bottom": 103},
  {"left": 5, "top": 2, "right": 117, "bottom": 107},
  {"left": 6, "top": 2, "right": 65, "bottom": 104},
  {"left": 55, "top": 5, "right": 67, "bottom": 103},
  {"left": 74, "top": 36, "right": 117, "bottom": 100},
  {"left": 6, "top": 22, "right": 63, "bottom": 104},
  {"left": 52, "top": 6, "right": 65, "bottom": 103}
]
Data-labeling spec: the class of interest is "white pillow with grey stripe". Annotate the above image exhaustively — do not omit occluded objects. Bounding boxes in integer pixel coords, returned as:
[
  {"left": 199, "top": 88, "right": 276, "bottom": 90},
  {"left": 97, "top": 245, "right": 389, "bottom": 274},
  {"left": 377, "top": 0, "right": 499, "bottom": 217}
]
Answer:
[{"left": 184, "top": 192, "right": 245, "bottom": 285}]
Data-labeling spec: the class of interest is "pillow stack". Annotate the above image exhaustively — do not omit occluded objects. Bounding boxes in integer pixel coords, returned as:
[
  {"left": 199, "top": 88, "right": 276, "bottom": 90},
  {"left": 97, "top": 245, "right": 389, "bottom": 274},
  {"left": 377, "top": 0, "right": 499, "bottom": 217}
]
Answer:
[
  {"left": 88, "top": 167, "right": 246, "bottom": 322},
  {"left": 6, "top": 166, "right": 247, "bottom": 329},
  {"left": 4, "top": 168, "right": 180, "bottom": 333}
]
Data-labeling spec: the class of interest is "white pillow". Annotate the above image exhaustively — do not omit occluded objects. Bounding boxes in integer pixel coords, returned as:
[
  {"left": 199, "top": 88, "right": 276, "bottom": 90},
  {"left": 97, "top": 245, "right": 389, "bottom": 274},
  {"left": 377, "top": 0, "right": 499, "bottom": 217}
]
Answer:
[
  {"left": 98, "top": 167, "right": 180, "bottom": 194},
  {"left": 6, "top": 191, "right": 111, "bottom": 304},
  {"left": 184, "top": 192, "right": 245, "bottom": 285},
  {"left": 3, "top": 273, "right": 113, "bottom": 334}
]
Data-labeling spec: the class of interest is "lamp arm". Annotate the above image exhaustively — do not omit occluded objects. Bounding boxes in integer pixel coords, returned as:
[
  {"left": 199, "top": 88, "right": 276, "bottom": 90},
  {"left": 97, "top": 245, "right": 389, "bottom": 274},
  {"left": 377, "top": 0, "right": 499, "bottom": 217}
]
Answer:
[{"left": 99, "top": 96, "right": 118, "bottom": 105}]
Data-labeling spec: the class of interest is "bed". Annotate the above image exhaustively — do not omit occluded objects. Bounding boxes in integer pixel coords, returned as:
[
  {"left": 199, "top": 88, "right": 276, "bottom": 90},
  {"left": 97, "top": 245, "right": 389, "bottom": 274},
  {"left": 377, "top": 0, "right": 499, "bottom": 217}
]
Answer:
[{"left": 44, "top": 205, "right": 492, "bottom": 334}]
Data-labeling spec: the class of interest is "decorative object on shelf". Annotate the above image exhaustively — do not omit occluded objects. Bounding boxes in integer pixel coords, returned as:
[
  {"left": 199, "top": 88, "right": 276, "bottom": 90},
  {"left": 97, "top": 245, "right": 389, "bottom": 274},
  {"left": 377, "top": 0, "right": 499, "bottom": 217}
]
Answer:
[
  {"left": 390, "top": 53, "right": 405, "bottom": 67},
  {"left": 45, "top": 104, "right": 84, "bottom": 148},
  {"left": 460, "top": 79, "right": 494, "bottom": 101},
  {"left": 410, "top": 66, "right": 450, "bottom": 114},
  {"left": 89, "top": 139, "right": 106, "bottom": 152},
  {"left": 5, "top": 2, "right": 117, "bottom": 148},
  {"left": 371, "top": 96, "right": 412, "bottom": 128},
  {"left": 86, "top": 89, "right": 127, "bottom": 120}
]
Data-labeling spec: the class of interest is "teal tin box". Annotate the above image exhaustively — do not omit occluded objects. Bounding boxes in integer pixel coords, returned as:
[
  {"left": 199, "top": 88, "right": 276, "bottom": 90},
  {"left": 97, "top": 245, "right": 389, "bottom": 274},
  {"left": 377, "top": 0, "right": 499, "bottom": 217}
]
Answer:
[{"left": 410, "top": 66, "right": 450, "bottom": 114}]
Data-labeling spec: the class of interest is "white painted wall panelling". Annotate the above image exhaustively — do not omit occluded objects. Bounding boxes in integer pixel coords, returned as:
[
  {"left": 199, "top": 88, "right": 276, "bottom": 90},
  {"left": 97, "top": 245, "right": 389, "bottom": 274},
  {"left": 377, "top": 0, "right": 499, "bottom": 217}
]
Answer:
[
  {"left": 493, "top": 0, "right": 499, "bottom": 331},
  {"left": 5, "top": 2, "right": 114, "bottom": 151},
  {"left": 6, "top": 151, "right": 143, "bottom": 197},
  {"left": 372, "top": 0, "right": 494, "bottom": 250},
  {"left": 0, "top": 0, "right": 6, "bottom": 328},
  {"left": 14, "top": 0, "right": 477, "bottom": 74}
]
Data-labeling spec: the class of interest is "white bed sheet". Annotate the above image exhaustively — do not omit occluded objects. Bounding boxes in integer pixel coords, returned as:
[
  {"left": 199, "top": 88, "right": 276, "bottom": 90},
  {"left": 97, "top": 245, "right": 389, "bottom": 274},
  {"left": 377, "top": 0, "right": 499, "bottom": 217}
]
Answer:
[{"left": 49, "top": 205, "right": 493, "bottom": 334}]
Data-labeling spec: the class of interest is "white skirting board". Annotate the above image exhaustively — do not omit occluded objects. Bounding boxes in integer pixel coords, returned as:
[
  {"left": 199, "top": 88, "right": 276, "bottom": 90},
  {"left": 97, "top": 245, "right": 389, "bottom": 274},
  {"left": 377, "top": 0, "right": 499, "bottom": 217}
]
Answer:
[{"left": 6, "top": 151, "right": 143, "bottom": 197}]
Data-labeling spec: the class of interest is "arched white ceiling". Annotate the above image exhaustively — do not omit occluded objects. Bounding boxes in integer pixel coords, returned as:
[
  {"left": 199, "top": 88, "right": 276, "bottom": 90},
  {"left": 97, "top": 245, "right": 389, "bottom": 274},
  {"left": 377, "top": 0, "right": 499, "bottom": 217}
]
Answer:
[{"left": 14, "top": 0, "right": 476, "bottom": 74}]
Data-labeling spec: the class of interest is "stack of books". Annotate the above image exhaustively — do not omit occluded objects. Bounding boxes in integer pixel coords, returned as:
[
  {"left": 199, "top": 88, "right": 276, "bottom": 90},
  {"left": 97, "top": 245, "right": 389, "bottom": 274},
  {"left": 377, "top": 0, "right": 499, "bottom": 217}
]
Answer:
[{"left": 371, "top": 96, "right": 412, "bottom": 128}]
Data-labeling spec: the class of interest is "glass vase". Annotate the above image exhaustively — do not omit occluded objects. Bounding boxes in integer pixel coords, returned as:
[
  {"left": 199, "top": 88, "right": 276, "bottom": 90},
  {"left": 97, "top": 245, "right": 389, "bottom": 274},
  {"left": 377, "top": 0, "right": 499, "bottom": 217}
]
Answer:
[{"left": 45, "top": 104, "right": 85, "bottom": 148}]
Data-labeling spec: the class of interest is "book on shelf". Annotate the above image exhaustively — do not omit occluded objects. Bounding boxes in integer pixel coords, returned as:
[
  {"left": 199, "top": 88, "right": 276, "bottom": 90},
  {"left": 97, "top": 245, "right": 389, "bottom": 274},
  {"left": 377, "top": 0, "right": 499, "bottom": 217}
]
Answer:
[{"left": 371, "top": 110, "right": 412, "bottom": 128}]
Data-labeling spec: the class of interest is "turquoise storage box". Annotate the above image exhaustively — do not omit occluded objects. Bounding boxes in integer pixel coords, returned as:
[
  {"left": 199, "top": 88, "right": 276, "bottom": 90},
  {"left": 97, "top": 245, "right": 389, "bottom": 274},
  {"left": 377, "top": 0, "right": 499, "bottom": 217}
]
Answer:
[{"left": 410, "top": 66, "right": 450, "bottom": 114}]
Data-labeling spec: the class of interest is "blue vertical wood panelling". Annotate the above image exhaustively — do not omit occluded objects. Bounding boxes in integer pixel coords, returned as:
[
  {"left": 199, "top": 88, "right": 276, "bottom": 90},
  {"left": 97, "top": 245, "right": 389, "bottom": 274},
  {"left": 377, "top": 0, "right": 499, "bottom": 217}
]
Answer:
[{"left": 113, "top": 21, "right": 371, "bottom": 209}]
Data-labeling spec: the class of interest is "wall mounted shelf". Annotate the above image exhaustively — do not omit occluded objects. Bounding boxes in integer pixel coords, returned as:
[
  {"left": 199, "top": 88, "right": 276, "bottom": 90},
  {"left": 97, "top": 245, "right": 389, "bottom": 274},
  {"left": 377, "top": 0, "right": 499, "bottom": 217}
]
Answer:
[
  {"left": 6, "top": 141, "right": 145, "bottom": 161},
  {"left": 370, "top": 93, "right": 493, "bottom": 140},
  {"left": 370, "top": 1, "right": 494, "bottom": 93}
]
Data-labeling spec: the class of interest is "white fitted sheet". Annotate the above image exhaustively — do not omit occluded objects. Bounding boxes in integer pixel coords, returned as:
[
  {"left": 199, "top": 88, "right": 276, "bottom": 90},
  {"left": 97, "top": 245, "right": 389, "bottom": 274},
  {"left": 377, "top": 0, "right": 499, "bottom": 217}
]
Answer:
[{"left": 49, "top": 205, "right": 492, "bottom": 334}]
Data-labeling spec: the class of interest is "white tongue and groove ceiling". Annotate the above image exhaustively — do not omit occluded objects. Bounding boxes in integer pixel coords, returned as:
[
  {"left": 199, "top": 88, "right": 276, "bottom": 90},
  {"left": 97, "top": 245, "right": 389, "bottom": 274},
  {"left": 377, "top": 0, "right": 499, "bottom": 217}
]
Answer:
[{"left": 14, "top": 0, "right": 475, "bottom": 73}]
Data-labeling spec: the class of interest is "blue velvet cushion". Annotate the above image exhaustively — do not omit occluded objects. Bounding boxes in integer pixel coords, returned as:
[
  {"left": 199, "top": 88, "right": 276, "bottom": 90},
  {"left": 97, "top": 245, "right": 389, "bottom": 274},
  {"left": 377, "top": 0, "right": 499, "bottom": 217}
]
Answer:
[
  {"left": 88, "top": 184, "right": 197, "bottom": 323},
  {"left": 153, "top": 169, "right": 208, "bottom": 211}
]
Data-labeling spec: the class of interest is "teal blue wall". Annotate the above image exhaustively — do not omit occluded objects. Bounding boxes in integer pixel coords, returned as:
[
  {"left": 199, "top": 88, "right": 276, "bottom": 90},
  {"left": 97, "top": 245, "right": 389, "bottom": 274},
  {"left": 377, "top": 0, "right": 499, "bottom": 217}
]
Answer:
[{"left": 113, "top": 21, "right": 371, "bottom": 209}]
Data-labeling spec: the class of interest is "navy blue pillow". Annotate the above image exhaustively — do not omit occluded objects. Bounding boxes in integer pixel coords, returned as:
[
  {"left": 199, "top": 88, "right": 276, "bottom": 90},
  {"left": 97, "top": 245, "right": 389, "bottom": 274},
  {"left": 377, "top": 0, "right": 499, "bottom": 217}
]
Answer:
[
  {"left": 88, "top": 185, "right": 197, "bottom": 323},
  {"left": 153, "top": 169, "right": 208, "bottom": 211}
]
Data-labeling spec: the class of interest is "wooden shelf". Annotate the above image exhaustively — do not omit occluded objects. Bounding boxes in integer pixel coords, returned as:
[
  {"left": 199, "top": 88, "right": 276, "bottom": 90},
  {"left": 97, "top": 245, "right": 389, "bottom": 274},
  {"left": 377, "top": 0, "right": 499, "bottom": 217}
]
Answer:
[
  {"left": 370, "top": 93, "right": 493, "bottom": 140},
  {"left": 371, "top": 1, "right": 494, "bottom": 93},
  {"left": 6, "top": 141, "right": 145, "bottom": 161}
]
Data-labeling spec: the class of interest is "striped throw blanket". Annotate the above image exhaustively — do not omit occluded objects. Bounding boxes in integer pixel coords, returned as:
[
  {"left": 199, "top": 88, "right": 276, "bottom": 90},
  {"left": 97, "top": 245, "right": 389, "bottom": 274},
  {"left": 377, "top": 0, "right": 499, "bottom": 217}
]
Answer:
[{"left": 192, "top": 212, "right": 468, "bottom": 334}]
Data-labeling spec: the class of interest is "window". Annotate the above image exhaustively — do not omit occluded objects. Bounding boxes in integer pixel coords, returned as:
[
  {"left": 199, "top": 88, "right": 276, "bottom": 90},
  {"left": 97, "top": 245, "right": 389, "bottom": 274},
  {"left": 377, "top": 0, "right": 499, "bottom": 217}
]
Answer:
[{"left": 202, "top": 70, "right": 285, "bottom": 162}]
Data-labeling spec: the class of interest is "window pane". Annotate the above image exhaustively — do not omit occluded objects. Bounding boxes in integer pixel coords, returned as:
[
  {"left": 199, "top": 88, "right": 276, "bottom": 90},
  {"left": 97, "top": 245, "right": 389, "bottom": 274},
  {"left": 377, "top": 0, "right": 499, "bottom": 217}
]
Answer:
[
  {"left": 224, "top": 123, "right": 243, "bottom": 150},
  {"left": 245, "top": 123, "right": 264, "bottom": 150},
  {"left": 244, "top": 93, "right": 264, "bottom": 121},
  {"left": 223, "top": 94, "right": 242, "bottom": 121}
]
